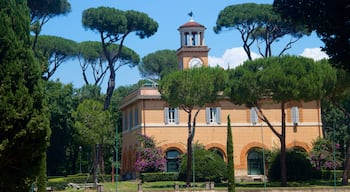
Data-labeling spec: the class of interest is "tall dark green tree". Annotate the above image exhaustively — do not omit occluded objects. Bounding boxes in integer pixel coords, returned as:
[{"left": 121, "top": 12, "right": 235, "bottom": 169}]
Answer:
[
  {"left": 82, "top": 7, "right": 157, "bottom": 110},
  {"left": 214, "top": 3, "right": 309, "bottom": 59},
  {"left": 138, "top": 49, "right": 178, "bottom": 80},
  {"left": 36, "top": 35, "right": 78, "bottom": 80},
  {"left": 159, "top": 67, "right": 227, "bottom": 186},
  {"left": 226, "top": 56, "right": 336, "bottom": 186},
  {"left": 273, "top": 0, "right": 350, "bottom": 71},
  {"left": 77, "top": 41, "right": 139, "bottom": 86},
  {"left": 72, "top": 99, "right": 114, "bottom": 182},
  {"left": 27, "top": 0, "right": 71, "bottom": 49},
  {"left": 227, "top": 115, "right": 235, "bottom": 192},
  {"left": 45, "top": 81, "right": 76, "bottom": 176},
  {"left": 0, "top": 0, "right": 50, "bottom": 191}
]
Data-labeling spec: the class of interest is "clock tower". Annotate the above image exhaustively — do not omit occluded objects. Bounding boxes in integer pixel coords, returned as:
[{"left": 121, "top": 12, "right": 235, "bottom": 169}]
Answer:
[{"left": 177, "top": 17, "right": 210, "bottom": 70}]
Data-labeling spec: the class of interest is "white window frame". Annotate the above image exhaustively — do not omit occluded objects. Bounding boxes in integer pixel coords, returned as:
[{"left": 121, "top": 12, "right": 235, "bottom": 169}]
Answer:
[
  {"left": 291, "top": 106, "right": 299, "bottom": 126},
  {"left": 206, "top": 107, "right": 221, "bottom": 124},
  {"left": 164, "top": 107, "right": 179, "bottom": 124},
  {"left": 250, "top": 107, "right": 258, "bottom": 125}
]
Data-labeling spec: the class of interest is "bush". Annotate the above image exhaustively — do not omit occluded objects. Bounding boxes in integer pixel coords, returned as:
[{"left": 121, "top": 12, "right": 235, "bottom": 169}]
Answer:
[
  {"left": 179, "top": 145, "right": 227, "bottom": 183},
  {"left": 268, "top": 149, "right": 320, "bottom": 181},
  {"left": 140, "top": 172, "right": 179, "bottom": 182}
]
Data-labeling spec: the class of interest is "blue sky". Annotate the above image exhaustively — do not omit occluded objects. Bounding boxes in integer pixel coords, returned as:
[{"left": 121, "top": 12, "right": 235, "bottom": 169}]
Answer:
[{"left": 41, "top": 0, "right": 327, "bottom": 91}]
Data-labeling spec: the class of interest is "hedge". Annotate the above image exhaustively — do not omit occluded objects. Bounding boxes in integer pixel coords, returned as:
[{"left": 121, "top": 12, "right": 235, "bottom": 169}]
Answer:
[{"left": 140, "top": 172, "right": 179, "bottom": 182}]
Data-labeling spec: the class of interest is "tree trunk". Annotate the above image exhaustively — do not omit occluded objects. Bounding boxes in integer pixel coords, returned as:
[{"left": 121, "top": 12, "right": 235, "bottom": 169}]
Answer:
[
  {"left": 99, "top": 144, "right": 105, "bottom": 175},
  {"left": 104, "top": 66, "right": 115, "bottom": 110},
  {"left": 186, "top": 111, "right": 193, "bottom": 187},
  {"left": 93, "top": 144, "right": 98, "bottom": 184},
  {"left": 342, "top": 140, "right": 350, "bottom": 185},
  {"left": 280, "top": 102, "right": 287, "bottom": 187}
]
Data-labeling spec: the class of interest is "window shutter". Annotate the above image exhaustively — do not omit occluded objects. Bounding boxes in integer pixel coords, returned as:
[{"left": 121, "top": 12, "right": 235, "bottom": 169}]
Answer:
[
  {"left": 216, "top": 107, "right": 221, "bottom": 124},
  {"left": 250, "top": 107, "right": 258, "bottom": 125},
  {"left": 164, "top": 107, "right": 169, "bottom": 124},
  {"left": 292, "top": 106, "right": 299, "bottom": 125},
  {"left": 175, "top": 108, "right": 179, "bottom": 124},
  {"left": 205, "top": 107, "right": 210, "bottom": 124}
]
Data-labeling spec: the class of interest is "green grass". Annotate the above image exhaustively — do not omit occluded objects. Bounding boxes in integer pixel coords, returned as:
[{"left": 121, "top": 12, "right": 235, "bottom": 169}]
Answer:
[{"left": 54, "top": 180, "right": 350, "bottom": 192}]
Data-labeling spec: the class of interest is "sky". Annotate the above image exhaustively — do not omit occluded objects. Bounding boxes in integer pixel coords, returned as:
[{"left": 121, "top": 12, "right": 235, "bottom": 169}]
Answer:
[{"left": 41, "top": 0, "right": 328, "bottom": 91}]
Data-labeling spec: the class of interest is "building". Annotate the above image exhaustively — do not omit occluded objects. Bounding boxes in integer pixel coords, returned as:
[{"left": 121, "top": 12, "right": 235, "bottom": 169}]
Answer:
[{"left": 120, "top": 18, "right": 323, "bottom": 180}]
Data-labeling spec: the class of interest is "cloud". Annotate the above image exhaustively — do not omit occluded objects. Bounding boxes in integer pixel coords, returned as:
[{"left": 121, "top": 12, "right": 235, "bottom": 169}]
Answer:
[
  {"left": 300, "top": 48, "right": 329, "bottom": 61},
  {"left": 209, "top": 47, "right": 329, "bottom": 69},
  {"left": 209, "top": 47, "right": 260, "bottom": 69}
]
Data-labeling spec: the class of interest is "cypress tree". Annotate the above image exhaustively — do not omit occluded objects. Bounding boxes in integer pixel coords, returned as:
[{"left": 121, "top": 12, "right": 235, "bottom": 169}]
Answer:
[
  {"left": 227, "top": 115, "right": 235, "bottom": 192},
  {"left": 0, "top": 0, "right": 50, "bottom": 191}
]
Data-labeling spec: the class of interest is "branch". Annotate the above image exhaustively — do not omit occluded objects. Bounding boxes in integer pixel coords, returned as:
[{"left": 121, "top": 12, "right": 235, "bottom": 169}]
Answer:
[
  {"left": 278, "top": 36, "right": 301, "bottom": 56},
  {"left": 255, "top": 103, "right": 282, "bottom": 139},
  {"left": 77, "top": 55, "right": 90, "bottom": 85}
]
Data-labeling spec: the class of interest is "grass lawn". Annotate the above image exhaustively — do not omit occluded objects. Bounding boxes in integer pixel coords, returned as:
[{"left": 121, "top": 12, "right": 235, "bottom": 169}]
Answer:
[{"left": 54, "top": 180, "right": 350, "bottom": 192}]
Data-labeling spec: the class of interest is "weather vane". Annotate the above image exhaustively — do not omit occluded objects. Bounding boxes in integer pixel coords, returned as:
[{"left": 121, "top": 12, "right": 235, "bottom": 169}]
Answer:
[{"left": 188, "top": 11, "right": 194, "bottom": 20}]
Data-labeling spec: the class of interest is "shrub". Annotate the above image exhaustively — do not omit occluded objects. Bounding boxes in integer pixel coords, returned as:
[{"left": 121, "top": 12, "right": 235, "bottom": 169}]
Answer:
[
  {"left": 309, "top": 137, "right": 343, "bottom": 170},
  {"left": 179, "top": 144, "right": 227, "bottom": 183},
  {"left": 135, "top": 134, "right": 166, "bottom": 173},
  {"left": 140, "top": 172, "right": 179, "bottom": 182},
  {"left": 268, "top": 149, "right": 319, "bottom": 181}
]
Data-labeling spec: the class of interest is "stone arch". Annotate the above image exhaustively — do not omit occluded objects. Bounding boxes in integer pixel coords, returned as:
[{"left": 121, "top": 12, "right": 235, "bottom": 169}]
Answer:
[
  {"left": 205, "top": 143, "right": 227, "bottom": 161},
  {"left": 287, "top": 141, "right": 311, "bottom": 152},
  {"left": 240, "top": 142, "right": 268, "bottom": 168},
  {"left": 160, "top": 143, "right": 186, "bottom": 154}
]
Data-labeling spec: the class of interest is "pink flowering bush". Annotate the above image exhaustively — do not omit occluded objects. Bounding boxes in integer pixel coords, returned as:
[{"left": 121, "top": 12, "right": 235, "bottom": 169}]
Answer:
[
  {"left": 309, "top": 137, "right": 343, "bottom": 170},
  {"left": 135, "top": 134, "right": 166, "bottom": 173}
]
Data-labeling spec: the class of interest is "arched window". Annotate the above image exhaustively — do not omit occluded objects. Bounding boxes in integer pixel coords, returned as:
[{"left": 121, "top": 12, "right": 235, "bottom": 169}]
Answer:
[
  {"left": 166, "top": 149, "right": 181, "bottom": 172},
  {"left": 210, "top": 148, "right": 224, "bottom": 160},
  {"left": 247, "top": 149, "right": 264, "bottom": 175}
]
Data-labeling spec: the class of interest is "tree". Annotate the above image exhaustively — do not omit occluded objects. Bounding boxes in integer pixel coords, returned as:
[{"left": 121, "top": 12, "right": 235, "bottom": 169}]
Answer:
[
  {"left": 269, "top": 149, "right": 317, "bottom": 181},
  {"left": 35, "top": 35, "right": 78, "bottom": 80},
  {"left": 77, "top": 41, "right": 139, "bottom": 86},
  {"left": 0, "top": 0, "right": 50, "bottom": 191},
  {"left": 179, "top": 144, "right": 227, "bottom": 183},
  {"left": 72, "top": 99, "right": 114, "bottom": 183},
  {"left": 82, "top": 7, "right": 158, "bottom": 110},
  {"left": 158, "top": 67, "right": 227, "bottom": 186},
  {"left": 27, "top": 0, "right": 71, "bottom": 49},
  {"left": 225, "top": 56, "right": 336, "bottom": 186},
  {"left": 273, "top": 0, "right": 350, "bottom": 71},
  {"left": 309, "top": 137, "right": 343, "bottom": 171},
  {"left": 135, "top": 134, "right": 166, "bottom": 173},
  {"left": 45, "top": 80, "right": 76, "bottom": 176},
  {"left": 138, "top": 49, "right": 178, "bottom": 80},
  {"left": 214, "top": 3, "right": 309, "bottom": 59},
  {"left": 227, "top": 115, "right": 235, "bottom": 192}
]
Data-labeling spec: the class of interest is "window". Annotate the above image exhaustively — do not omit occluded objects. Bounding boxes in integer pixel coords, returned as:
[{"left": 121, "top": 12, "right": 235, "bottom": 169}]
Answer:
[
  {"left": 128, "top": 110, "right": 133, "bottom": 129},
  {"left": 164, "top": 107, "right": 179, "bottom": 124},
  {"left": 206, "top": 107, "right": 221, "bottom": 124},
  {"left": 291, "top": 106, "right": 299, "bottom": 126},
  {"left": 250, "top": 107, "right": 258, "bottom": 125},
  {"left": 210, "top": 148, "right": 224, "bottom": 160},
  {"left": 166, "top": 150, "right": 181, "bottom": 172},
  {"left": 123, "top": 111, "right": 128, "bottom": 131},
  {"left": 134, "top": 107, "right": 139, "bottom": 127},
  {"left": 247, "top": 149, "right": 264, "bottom": 175}
]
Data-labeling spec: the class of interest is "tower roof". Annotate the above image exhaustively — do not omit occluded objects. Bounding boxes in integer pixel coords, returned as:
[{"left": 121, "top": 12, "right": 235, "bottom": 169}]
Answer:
[{"left": 179, "top": 19, "right": 205, "bottom": 29}]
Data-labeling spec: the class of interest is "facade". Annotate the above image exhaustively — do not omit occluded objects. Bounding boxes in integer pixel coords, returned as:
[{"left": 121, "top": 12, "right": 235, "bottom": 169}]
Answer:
[{"left": 120, "top": 19, "right": 323, "bottom": 180}]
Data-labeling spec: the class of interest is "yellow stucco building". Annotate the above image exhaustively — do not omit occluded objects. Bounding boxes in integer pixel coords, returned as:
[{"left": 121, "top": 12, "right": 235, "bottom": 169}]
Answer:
[{"left": 120, "top": 19, "right": 323, "bottom": 180}]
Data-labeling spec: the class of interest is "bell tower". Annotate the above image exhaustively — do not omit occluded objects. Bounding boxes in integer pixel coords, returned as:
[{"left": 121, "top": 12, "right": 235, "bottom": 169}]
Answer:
[{"left": 176, "top": 15, "right": 210, "bottom": 70}]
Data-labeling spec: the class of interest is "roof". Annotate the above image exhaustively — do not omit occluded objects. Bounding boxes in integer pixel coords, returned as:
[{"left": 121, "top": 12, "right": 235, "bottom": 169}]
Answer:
[{"left": 179, "top": 19, "right": 205, "bottom": 29}]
